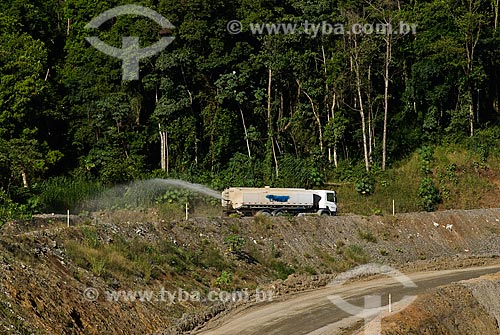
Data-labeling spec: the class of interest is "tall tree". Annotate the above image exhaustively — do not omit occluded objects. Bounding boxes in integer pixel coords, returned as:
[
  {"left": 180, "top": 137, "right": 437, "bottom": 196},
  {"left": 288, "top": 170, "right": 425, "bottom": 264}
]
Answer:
[{"left": 0, "top": 17, "right": 61, "bottom": 187}]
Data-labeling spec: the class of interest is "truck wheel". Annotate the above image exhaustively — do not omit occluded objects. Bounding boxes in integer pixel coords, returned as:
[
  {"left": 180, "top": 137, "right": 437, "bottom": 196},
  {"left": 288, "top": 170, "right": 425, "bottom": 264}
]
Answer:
[
  {"left": 317, "top": 209, "right": 330, "bottom": 216},
  {"left": 272, "top": 209, "right": 285, "bottom": 216},
  {"left": 256, "top": 210, "right": 271, "bottom": 216}
]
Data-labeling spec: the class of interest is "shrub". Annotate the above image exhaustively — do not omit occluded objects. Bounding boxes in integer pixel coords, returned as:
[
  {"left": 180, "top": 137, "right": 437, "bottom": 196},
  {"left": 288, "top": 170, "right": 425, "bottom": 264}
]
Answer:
[
  {"left": 82, "top": 226, "right": 100, "bottom": 248},
  {"left": 275, "top": 154, "right": 324, "bottom": 188},
  {"left": 0, "top": 188, "right": 32, "bottom": 225},
  {"left": 155, "top": 189, "right": 192, "bottom": 205},
  {"left": 418, "top": 146, "right": 434, "bottom": 174},
  {"left": 215, "top": 270, "right": 233, "bottom": 288},
  {"left": 221, "top": 153, "right": 263, "bottom": 188},
  {"left": 304, "top": 265, "right": 317, "bottom": 275},
  {"left": 224, "top": 235, "right": 245, "bottom": 253},
  {"left": 357, "top": 230, "right": 377, "bottom": 243},
  {"left": 418, "top": 177, "right": 441, "bottom": 211},
  {"left": 343, "top": 245, "right": 368, "bottom": 264},
  {"left": 270, "top": 261, "right": 295, "bottom": 280},
  {"left": 198, "top": 241, "right": 227, "bottom": 270},
  {"left": 355, "top": 176, "right": 375, "bottom": 196}
]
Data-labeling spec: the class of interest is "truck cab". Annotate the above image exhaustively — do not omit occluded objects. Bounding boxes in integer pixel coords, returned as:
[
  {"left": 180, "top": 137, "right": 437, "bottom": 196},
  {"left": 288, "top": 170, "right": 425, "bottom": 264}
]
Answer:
[{"left": 313, "top": 190, "right": 337, "bottom": 215}]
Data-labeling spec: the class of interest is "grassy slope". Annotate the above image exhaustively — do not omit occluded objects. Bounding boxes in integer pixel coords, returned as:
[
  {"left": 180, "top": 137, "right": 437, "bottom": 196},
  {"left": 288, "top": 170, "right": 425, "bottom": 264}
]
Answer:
[{"left": 335, "top": 145, "right": 500, "bottom": 216}]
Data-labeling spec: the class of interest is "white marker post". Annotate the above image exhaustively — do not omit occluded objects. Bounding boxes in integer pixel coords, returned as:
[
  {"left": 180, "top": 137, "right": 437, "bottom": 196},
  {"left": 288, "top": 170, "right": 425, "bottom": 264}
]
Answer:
[
  {"left": 388, "top": 293, "right": 392, "bottom": 313},
  {"left": 185, "top": 203, "right": 189, "bottom": 221},
  {"left": 67, "top": 209, "right": 70, "bottom": 227},
  {"left": 392, "top": 199, "right": 395, "bottom": 216}
]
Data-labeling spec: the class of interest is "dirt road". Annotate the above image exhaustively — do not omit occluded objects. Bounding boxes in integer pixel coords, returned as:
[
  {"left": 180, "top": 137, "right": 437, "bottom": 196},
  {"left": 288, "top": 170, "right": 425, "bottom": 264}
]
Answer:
[{"left": 195, "top": 265, "right": 500, "bottom": 335}]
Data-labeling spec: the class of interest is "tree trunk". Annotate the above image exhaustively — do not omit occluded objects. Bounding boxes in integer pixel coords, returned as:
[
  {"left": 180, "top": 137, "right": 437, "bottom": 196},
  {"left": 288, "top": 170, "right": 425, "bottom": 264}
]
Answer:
[
  {"left": 353, "top": 38, "right": 370, "bottom": 172},
  {"left": 166, "top": 130, "right": 169, "bottom": 174},
  {"left": 464, "top": 0, "right": 481, "bottom": 137},
  {"left": 469, "top": 100, "right": 474, "bottom": 137},
  {"left": 367, "top": 65, "right": 373, "bottom": 162},
  {"left": 159, "top": 125, "right": 165, "bottom": 171},
  {"left": 332, "top": 93, "right": 338, "bottom": 168},
  {"left": 359, "top": 94, "right": 370, "bottom": 173},
  {"left": 238, "top": 105, "right": 252, "bottom": 159},
  {"left": 298, "top": 80, "right": 323, "bottom": 153},
  {"left": 327, "top": 96, "right": 331, "bottom": 164},
  {"left": 322, "top": 45, "right": 332, "bottom": 163},
  {"left": 368, "top": 102, "right": 372, "bottom": 161},
  {"left": 382, "top": 36, "right": 392, "bottom": 171},
  {"left": 494, "top": 0, "right": 499, "bottom": 30},
  {"left": 268, "top": 68, "right": 278, "bottom": 177},
  {"left": 159, "top": 124, "right": 168, "bottom": 174},
  {"left": 21, "top": 170, "right": 28, "bottom": 188}
]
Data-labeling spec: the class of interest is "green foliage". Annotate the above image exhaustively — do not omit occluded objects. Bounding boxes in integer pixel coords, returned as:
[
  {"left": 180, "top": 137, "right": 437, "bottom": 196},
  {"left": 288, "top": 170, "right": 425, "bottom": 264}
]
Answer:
[
  {"left": 81, "top": 147, "right": 146, "bottom": 184},
  {"left": 416, "top": 145, "right": 441, "bottom": 211},
  {"left": 224, "top": 234, "right": 245, "bottom": 253},
  {"left": 155, "top": 189, "right": 192, "bottom": 206},
  {"left": 337, "top": 144, "right": 500, "bottom": 214},
  {"left": 66, "top": 230, "right": 196, "bottom": 281},
  {"left": 38, "top": 177, "right": 103, "bottom": 212},
  {"left": 215, "top": 270, "right": 233, "bottom": 288},
  {"left": 343, "top": 245, "right": 369, "bottom": 265},
  {"left": 197, "top": 240, "right": 227, "bottom": 271},
  {"left": 466, "top": 127, "right": 500, "bottom": 167},
  {"left": 357, "top": 230, "right": 377, "bottom": 243},
  {"left": 418, "top": 177, "right": 441, "bottom": 211},
  {"left": 418, "top": 146, "right": 435, "bottom": 175},
  {"left": 270, "top": 261, "right": 295, "bottom": 280},
  {"left": 303, "top": 265, "right": 317, "bottom": 275},
  {"left": 82, "top": 226, "right": 100, "bottom": 248},
  {"left": 274, "top": 154, "right": 324, "bottom": 188},
  {"left": 355, "top": 176, "right": 375, "bottom": 196},
  {"left": 217, "top": 153, "right": 263, "bottom": 188},
  {"left": 1, "top": 0, "right": 500, "bottom": 215},
  {"left": 0, "top": 188, "right": 32, "bottom": 225}
]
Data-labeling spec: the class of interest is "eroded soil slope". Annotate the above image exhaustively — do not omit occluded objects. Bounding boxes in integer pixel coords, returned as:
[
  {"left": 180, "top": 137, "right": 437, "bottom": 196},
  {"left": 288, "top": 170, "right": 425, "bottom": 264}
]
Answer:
[
  {"left": 1, "top": 208, "right": 500, "bottom": 334},
  {"left": 381, "top": 273, "right": 500, "bottom": 335}
]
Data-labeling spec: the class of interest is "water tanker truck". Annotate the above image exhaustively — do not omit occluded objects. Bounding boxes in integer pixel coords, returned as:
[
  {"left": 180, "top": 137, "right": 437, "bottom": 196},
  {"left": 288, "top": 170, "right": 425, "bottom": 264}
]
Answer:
[{"left": 222, "top": 187, "right": 337, "bottom": 216}]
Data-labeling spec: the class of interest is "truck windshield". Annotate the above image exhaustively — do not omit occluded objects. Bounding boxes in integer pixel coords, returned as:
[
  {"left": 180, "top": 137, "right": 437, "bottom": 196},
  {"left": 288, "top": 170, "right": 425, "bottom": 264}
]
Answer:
[{"left": 327, "top": 192, "right": 336, "bottom": 202}]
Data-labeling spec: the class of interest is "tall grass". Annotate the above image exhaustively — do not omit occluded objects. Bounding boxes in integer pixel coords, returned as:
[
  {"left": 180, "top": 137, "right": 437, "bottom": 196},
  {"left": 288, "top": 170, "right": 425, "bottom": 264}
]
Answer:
[
  {"left": 332, "top": 144, "right": 500, "bottom": 215},
  {"left": 433, "top": 145, "right": 496, "bottom": 210},
  {"left": 334, "top": 153, "right": 421, "bottom": 215},
  {"left": 38, "top": 177, "right": 103, "bottom": 213}
]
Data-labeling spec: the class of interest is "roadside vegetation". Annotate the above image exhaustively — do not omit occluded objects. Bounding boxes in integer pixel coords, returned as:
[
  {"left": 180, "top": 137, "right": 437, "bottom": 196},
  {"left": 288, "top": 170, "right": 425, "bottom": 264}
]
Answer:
[
  {"left": 333, "top": 140, "right": 500, "bottom": 216},
  {"left": 2, "top": 0, "right": 500, "bottom": 224},
  {"left": 57, "top": 215, "right": 378, "bottom": 293},
  {"left": 2, "top": 139, "right": 500, "bottom": 225}
]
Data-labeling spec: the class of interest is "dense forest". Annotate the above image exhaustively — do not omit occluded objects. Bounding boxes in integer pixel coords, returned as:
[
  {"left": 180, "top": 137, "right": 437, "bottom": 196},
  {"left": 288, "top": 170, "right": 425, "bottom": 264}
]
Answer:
[{"left": 1, "top": 0, "right": 500, "bottom": 217}]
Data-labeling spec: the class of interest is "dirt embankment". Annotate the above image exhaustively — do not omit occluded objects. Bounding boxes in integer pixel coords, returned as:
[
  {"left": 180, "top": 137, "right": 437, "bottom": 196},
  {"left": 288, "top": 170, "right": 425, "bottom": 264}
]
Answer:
[
  {"left": 1, "top": 208, "right": 500, "bottom": 334},
  {"left": 381, "top": 273, "right": 500, "bottom": 334}
]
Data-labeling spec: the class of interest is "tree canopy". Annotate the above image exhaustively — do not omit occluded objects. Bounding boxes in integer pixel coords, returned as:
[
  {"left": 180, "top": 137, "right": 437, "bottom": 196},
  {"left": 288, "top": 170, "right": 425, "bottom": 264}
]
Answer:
[{"left": 1, "top": 0, "right": 500, "bottom": 203}]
